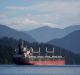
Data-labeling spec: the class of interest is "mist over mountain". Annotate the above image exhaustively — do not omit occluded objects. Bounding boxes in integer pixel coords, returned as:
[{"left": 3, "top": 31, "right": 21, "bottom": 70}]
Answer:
[
  {"left": 1, "top": 24, "right": 80, "bottom": 54},
  {"left": 25, "top": 25, "right": 80, "bottom": 43},
  {"left": 48, "top": 30, "right": 80, "bottom": 54},
  {"left": 26, "top": 26, "right": 61, "bottom": 42},
  {"left": 0, "top": 25, "right": 35, "bottom": 42}
]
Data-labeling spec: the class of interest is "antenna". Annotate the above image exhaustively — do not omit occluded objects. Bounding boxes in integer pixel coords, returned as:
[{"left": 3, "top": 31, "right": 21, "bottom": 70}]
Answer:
[
  {"left": 53, "top": 48, "right": 54, "bottom": 56},
  {"left": 31, "top": 47, "right": 33, "bottom": 55},
  {"left": 39, "top": 47, "right": 40, "bottom": 56},
  {"left": 60, "top": 49, "right": 61, "bottom": 56},
  {"left": 46, "top": 47, "right": 47, "bottom": 56}
]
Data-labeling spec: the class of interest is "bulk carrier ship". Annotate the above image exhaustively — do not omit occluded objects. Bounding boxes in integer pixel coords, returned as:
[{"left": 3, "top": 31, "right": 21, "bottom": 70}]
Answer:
[{"left": 13, "top": 41, "right": 65, "bottom": 65}]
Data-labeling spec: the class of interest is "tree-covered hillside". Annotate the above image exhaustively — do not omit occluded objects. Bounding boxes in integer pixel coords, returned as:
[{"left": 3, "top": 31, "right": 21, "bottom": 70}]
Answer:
[
  {"left": 0, "top": 37, "right": 80, "bottom": 64},
  {"left": 48, "top": 30, "right": 80, "bottom": 54}
]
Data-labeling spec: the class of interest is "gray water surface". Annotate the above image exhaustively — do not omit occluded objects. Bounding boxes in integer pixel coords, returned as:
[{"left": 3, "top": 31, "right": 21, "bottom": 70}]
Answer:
[{"left": 0, "top": 65, "right": 80, "bottom": 75}]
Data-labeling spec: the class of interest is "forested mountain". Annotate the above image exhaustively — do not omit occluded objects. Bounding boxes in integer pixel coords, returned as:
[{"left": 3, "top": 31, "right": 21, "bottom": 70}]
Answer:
[
  {"left": 25, "top": 25, "right": 80, "bottom": 42},
  {"left": 0, "top": 25, "right": 35, "bottom": 42},
  {"left": 27, "top": 26, "right": 61, "bottom": 42},
  {"left": 0, "top": 37, "right": 80, "bottom": 64},
  {"left": 48, "top": 30, "right": 80, "bottom": 54}
]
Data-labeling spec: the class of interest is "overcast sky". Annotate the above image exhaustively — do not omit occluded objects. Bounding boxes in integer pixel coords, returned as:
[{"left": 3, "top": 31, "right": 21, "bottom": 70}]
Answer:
[{"left": 0, "top": 0, "right": 80, "bottom": 30}]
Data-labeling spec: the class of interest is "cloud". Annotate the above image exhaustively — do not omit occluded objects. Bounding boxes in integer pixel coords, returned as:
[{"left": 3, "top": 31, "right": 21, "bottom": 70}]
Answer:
[
  {"left": 6, "top": 1, "right": 80, "bottom": 13},
  {"left": 0, "top": 14, "right": 59, "bottom": 30},
  {"left": 10, "top": 16, "right": 57, "bottom": 27},
  {"left": 0, "top": 0, "right": 80, "bottom": 30},
  {"left": 0, "top": 14, "right": 8, "bottom": 19},
  {"left": 11, "top": 18, "right": 39, "bottom": 25},
  {"left": 6, "top": 6, "right": 29, "bottom": 10}
]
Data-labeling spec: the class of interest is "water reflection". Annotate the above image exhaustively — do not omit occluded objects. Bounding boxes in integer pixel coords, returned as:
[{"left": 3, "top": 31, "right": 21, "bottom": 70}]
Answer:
[{"left": 0, "top": 65, "right": 80, "bottom": 75}]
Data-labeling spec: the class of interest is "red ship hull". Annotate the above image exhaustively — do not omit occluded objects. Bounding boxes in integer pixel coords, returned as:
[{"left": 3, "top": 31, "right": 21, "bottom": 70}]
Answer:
[
  {"left": 13, "top": 56, "right": 65, "bottom": 65},
  {"left": 13, "top": 58, "right": 65, "bottom": 65},
  {"left": 24, "top": 60, "right": 65, "bottom": 65}
]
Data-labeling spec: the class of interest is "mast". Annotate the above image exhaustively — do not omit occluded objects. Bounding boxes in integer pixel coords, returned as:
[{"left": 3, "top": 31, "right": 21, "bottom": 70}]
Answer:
[
  {"left": 46, "top": 47, "right": 47, "bottom": 56},
  {"left": 31, "top": 47, "right": 33, "bottom": 56},
  {"left": 53, "top": 48, "right": 54, "bottom": 56},
  {"left": 39, "top": 47, "right": 40, "bottom": 56},
  {"left": 18, "top": 41, "right": 24, "bottom": 54}
]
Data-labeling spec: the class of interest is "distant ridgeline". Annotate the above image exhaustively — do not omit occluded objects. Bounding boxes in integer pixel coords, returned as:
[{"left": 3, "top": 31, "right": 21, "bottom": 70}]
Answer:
[{"left": 0, "top": 37, "right": 80, "bottom": 64}]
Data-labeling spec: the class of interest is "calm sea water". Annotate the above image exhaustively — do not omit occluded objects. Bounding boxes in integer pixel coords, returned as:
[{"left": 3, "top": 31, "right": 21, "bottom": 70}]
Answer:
[{"left": 0, "top": 65, "right": 80, "bottom": 75}]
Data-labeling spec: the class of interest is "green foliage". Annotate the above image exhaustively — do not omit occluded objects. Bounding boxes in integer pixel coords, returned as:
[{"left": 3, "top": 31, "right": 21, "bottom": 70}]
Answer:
[{"left": 0, "top": 37, "right": 80, "bottom": 64}]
